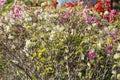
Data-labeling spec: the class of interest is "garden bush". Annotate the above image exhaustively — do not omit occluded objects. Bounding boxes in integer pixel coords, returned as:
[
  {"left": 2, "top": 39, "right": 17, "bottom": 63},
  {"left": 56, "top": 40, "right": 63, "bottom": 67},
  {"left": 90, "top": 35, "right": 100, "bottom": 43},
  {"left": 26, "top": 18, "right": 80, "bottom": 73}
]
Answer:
[{"left": 0, "top": 0, "right": 120, "bottom": 80}]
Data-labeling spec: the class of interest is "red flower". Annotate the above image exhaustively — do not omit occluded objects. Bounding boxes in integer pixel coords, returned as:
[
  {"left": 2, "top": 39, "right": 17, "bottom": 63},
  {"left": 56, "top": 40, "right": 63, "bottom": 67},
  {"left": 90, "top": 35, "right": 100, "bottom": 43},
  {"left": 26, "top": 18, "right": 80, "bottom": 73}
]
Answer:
[
  {"left": 105, "top": 0, "right": 112, "bottom": 11},
  {"left": 96, "top": 2, "right": 104, "bottom": 12},
  {"left": 52, "top": 0, "right": 58, "bottom": 8},
  {"left": 105, "top": 46, "right": 112, "bottom": 54},
  {"left": 66, "top": 2, "right": 78, "bottom": 8},
  {"left": 92, "top": 0, "right": 113, "bottom": 13},
  {"left": 95, "top": 4, "right": 104, "bottom": 12}
]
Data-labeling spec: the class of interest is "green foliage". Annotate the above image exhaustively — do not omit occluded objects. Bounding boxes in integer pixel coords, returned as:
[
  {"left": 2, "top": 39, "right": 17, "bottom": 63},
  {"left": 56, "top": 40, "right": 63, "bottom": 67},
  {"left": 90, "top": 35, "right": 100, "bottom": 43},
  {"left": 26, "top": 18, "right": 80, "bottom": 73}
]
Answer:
[
  {"left": 6, "top": 0, "right": 14, "bottom": 4},
  {"left": 0, "top": 56, "right": 3, "bottom": 72},
  {"left": 0, "top": 1, "right": 120, "bottom": 80}
]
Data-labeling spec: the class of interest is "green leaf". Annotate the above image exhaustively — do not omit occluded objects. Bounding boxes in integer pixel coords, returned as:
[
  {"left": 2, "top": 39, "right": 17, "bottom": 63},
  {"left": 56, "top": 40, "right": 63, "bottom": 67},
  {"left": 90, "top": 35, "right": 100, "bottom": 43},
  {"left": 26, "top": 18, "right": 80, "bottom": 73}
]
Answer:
[
  {"left": 38, "top": 48, "right": 46, "bottom": 58},
  {"left": 6, "top": 0, "right": 14, "bottom": 4},
  {"left": 30, "top": 74, "right": 37, "bottom": 80}
]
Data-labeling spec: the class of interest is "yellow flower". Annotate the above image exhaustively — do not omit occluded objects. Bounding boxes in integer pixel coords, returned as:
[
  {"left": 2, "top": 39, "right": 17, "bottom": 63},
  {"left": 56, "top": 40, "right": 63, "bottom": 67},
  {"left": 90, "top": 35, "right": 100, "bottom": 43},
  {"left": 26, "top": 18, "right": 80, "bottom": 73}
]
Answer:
[{"left": 25, "top": 26, "right": 32, "bottom": 30}]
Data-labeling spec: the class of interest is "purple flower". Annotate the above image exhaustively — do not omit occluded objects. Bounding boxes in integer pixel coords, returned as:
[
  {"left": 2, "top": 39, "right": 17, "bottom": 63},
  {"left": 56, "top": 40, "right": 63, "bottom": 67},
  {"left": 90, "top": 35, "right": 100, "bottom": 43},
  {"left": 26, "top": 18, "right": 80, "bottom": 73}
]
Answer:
[
  {"left": 87, "top": 16, "right": 94, "bottom": 21},
  {"left": 85, "top": 16, "right": 94, "bottom": 25},
  {"left": 110, "top": 33, "right": 117, "bottom": 39},
  {"left": 83, "top": 9, "right": 89, "bottom": 14},
  {"left": 105, "top": 46, "right": 112, "bottom": 54},
  {"left": 88, "top": 50, "right": 95, "bottom": 60}
]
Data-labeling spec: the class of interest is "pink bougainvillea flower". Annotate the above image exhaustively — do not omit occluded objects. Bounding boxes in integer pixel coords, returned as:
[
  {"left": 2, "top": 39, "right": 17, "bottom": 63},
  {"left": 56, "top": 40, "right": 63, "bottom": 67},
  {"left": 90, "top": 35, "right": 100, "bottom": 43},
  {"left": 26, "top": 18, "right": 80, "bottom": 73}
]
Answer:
[
  {"left": 85, "top": 16, "right": 94, "bottom": 25},
  {"left": 12, "top": 13, "right": 22, "bottom": 19},
  {"left": 105, "top": 46, "right": 112, "bottom": 54},
  {"left": 0, "top": 0, "right": 5, "bottom": 5},
  {"left": 83, "top": 8, "right": 89, "bottom": 14},
  {"left": 106, "top": 0, "right": 111, "bottom": 2},
  {"left": 12, "top": 9, "right": 23, "bottom": 19},
  {"left": 110, "top": 33, "right": 117, "bottom": 39},
  {"left": 103, "top": 14, "right": 109, "bottom": 21},
  {"left": 103, "top": 9, "right": 117, "bottom": 22},
  {"left": 11, "top": 1, "right": 25, "bottom": 19},
  {"left": 88, "top": 50, "right": 95, "bottom": 60},
  {"left": 59, "top": 12, "right": 71, "bottom": 25},
  {"left": 29, "top": 6, "right": 34, "bottom": 10},
  {"left": 110, "top": 9, "right": 116, "bottom": 15},
  {"left": 87, "top": 16, "right": 94, "bottom": 21},
  {"left": 80, "top": 1, "right": 84, "bottom": 5},
  {"left": 34, "top": 8, "right": 42, "bottom": 16}
]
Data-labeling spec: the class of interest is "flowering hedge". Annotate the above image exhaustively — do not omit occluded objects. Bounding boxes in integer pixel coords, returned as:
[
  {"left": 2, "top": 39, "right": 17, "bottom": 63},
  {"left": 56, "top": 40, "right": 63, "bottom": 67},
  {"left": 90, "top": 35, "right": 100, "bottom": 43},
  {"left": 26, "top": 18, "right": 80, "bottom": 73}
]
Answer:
[{"left": 0, "top": 0, "right": 120, "bottom": 80}]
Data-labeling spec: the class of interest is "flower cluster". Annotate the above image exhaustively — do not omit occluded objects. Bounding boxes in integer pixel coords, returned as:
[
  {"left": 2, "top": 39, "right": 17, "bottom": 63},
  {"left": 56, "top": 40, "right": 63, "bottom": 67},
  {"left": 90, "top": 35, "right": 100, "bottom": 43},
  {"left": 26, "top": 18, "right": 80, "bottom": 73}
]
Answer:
[
  {"left": 0, "top": 1, "right": 120, "bottom": 80},
  {"left": 0, "top": 0, "right": 5, "bottom": 5},
  {"left": 34, "top": 7, "right": 43, "bottom": 16},
  {"left": 11, "top": 2, "right": 25, "bottom": 19},
  {"left": 88, "top": 50, "right": 95, "bottom": 60},
  {"left": 92, "top": 0, "right": 112, "bottom": 13}
]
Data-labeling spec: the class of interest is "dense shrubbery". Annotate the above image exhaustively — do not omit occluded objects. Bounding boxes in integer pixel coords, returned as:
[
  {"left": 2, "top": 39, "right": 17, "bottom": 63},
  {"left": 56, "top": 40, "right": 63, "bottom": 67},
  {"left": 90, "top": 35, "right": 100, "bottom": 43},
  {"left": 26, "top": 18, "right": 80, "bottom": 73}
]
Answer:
[{"left": 0, "top": 0, "right": 120, "bottom": 80}]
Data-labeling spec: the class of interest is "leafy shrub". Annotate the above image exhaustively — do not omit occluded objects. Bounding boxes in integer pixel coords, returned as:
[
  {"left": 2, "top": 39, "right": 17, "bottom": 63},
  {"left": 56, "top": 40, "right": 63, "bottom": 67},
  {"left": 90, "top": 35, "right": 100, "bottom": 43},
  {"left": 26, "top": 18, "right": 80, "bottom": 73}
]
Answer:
[{"left": 0, "top": 0, "right": 120, "bottom": 80}]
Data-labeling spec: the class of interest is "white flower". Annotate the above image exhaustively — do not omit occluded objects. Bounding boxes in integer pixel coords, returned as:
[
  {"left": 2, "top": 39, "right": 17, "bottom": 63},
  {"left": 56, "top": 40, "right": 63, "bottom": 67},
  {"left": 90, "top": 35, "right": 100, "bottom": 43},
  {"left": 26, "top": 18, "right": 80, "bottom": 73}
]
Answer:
[
  {"left": 44, "top": 14, "right": 49, "bottom": 20},
  {"left": 54, "top": 25, "right": 64, "bottom": 32},
  {"left": 8, "top": 34, "right": 14, "bottom": 39},
  {"left": 25, "top": 40, "right": 31, "bottom": 47},
  {"left": 9, "top": 18, "right": 15, "bottom": 24},
  {"left": 89, "top": 10, "right": 93, "bottom": 14},
  {"left": 25, "top": 40, "right": 35, "bottom": 49},
  {"left": 92, "top": 23, "right": 97, "bottom": 27},
  {"left": 6, "top": 26, "right": 10, "bottom": 32},
  {"left": 12, "top": 60, "right": 19, "bottom": 64},
  {"left": 112, "top": 70, "right": 117, "bottom": 74},
  {"left": 11, "top": 45, "right": 16, "bottom": 49},
  {"left": 38, "top": 15, "right": 43, "bottom": 20},
  {"left": 87, "top": 26, "right": 92, "bottom": 30},
  {"left": 49, "top": 14, "right": 59, "bottom": 18},
  {"left": 81, "top": 53, "right": 85, "bottom": 60},
  {"left": 41, "top": 2, "right": 47, "bottom": 7},
  {"left": 114, "top": 53, "right": 120, "bottom": 60},
  {"left": 87, "top": 62, "right": 91, "bottom": 69},
  {"left": 25, "top": 17, "right": 32, "bottom": 21},
  {"left": 104, "top": 11, "right": 109, "bottom": 15},
  {"left": 49, "top": 30, "right": 55, "bottom": 40},
  {"left": 24, "top": 12, "right": 29, "bottom": 17},
  {"left": 46, "top": 27, "right": 51, "bottom": 31},
  {"left": 33, "top": 23, "right": 37, "bottom": 27},
  {"left": 99, "top": 31, "right": 103, "bottom": 34}
]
